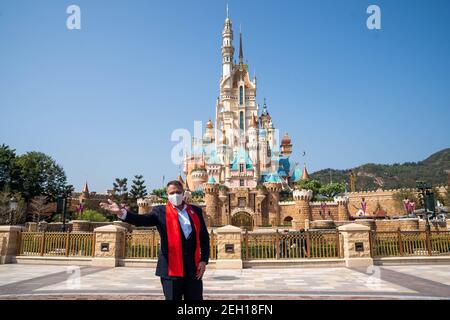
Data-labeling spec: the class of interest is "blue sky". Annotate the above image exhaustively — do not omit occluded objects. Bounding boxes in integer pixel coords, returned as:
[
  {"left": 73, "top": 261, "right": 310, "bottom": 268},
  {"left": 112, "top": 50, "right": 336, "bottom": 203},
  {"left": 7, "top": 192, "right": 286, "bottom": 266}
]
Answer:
[{"left": 1, "top": 0, "right": 449, "bottom": 193}]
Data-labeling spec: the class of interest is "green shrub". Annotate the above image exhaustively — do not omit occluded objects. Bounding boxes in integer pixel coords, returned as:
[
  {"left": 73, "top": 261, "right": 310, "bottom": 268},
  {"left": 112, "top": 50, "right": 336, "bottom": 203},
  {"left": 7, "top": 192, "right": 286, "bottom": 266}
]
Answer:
[{"left": 78, "top": 209, "right": 109, "bottom": 222}]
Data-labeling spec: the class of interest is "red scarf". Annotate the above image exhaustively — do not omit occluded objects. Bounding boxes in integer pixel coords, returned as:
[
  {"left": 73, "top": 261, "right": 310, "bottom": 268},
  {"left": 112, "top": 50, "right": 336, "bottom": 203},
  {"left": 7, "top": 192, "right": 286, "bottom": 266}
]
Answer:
[{"left": 165, "top": 203, "right": 201, "bottom": 277}]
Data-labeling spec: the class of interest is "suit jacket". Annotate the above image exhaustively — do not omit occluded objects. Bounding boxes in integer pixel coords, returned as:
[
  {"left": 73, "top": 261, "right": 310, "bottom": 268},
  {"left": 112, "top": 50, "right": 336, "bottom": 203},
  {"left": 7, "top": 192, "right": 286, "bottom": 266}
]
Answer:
[{"left": 124, "top": 204, "right": 210, "bottom": 279}]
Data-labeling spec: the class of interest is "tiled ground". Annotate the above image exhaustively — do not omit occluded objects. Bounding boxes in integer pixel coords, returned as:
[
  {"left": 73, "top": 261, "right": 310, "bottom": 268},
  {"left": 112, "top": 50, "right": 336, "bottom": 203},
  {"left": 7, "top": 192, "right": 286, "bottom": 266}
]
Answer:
[{"left": 0, "top": 264, "right": 449, "bottom": 300}]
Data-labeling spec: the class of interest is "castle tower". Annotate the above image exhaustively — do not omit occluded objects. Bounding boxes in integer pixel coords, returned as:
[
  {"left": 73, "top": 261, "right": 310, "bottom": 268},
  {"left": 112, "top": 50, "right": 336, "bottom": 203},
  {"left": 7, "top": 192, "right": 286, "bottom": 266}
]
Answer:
[
  {"left": 292, "top": 189, "right": 313, "bottom": 230},
  {"left": 221, "top": 6, "right": 234, "bottom": 79},
  {"left": 191, "top": 167, "right": 208, "bottom": 191},
  {"left": 254, "top": 186, "right": 267, "bottom": 227},
  {"left": 203, "top": 119, "right": 215, "bottom": 144},
  {"left": 218, "top": 186, "right": 230, "bottom": 226},
  {"left": 204, "top": 176, "right": 220, "bottom": 227},
  {"left": 335, "top": 196, "right": 350, "bottom": 221},
  {"left": 280, "top": 132, "right": 293, "bottom": 157},
  {"left": 264, "top": 180, "right": 282, "bottom": 227},
  {"left": 260, "top": 99, "right": 271, "bottom": 130},
  {"left": 259, "top": 128, "right": 270, "bottom": 171}
]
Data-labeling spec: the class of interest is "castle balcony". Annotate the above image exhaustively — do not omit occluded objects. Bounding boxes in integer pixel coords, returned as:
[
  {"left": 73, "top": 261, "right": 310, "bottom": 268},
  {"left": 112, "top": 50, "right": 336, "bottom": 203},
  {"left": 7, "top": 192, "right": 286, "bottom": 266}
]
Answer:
[{"left": 230, "top": 171, "right": 254, "bottom": 178}]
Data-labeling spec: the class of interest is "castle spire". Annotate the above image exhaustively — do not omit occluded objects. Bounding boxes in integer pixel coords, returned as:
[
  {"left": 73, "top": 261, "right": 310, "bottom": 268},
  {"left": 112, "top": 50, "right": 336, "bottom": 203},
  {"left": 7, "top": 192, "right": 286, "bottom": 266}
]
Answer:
[
  {"left": 239, "top": 31, "right": 244, "bottom": 64},
  {"left": 262, "top": 98, "right": 268, "bottom": 115},
  {"left": 301, "top": 163, "right": 310, "bottom": 181},
  {"left": 82, "top": 181, "right": 89, "bottom": 194}
]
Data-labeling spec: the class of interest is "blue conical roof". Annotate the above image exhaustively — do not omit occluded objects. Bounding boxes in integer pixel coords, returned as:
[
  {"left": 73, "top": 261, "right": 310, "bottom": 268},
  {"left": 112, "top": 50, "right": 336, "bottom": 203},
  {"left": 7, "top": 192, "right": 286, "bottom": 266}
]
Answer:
[{"left": 207, "top": 176, "right": 216, "bottom": 184}]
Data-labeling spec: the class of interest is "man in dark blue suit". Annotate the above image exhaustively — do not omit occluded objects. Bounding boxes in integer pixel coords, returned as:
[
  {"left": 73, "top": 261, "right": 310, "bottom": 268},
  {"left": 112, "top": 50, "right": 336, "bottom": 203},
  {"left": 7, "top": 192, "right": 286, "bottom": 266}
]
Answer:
[{"left": 100, "top": 180, "right": 210, "bottom": 300}]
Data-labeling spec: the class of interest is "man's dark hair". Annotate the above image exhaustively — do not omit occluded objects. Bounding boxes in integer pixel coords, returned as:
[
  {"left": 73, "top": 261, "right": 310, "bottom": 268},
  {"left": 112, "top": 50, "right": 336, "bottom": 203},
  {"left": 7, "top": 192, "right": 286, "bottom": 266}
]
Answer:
[{"left": 166, "top": 180, "right": 184, "bottom": 190}]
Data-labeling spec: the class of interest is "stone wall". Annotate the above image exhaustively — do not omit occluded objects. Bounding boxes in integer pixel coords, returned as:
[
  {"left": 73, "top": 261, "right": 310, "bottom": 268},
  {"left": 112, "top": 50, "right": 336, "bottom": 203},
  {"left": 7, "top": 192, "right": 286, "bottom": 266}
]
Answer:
[
  {"left": 418, "top": 220, "right": 448, "bottom": 231},
  {"left": 374, "top": 219, "right": 420, "bottom": 231},
  {"left": 334, "top": 218, "right": 448, "bottom": 232},
  {"left": 345, "top": 186, "right": 447, "bottom": 217}
]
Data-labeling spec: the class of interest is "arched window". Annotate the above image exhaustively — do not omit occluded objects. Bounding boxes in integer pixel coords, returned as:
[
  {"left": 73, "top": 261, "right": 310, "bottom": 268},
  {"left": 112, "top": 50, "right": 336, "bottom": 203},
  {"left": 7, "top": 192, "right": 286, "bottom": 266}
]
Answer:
[
  {"left": 240, "top": 111, "right": 244, "bottom": 131},
  {"left": 239, "top": 86, "right": 244, "bottom": 105}
]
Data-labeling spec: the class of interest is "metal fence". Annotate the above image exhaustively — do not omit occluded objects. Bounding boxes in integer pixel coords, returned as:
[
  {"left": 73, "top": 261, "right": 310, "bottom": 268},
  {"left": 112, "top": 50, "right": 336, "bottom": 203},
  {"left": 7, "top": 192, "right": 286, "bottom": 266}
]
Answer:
[
  {"left": 242, "top": 230, "right": 341, "bottom": 260},
  {"left": 124, "top": 230, "right": 218, "bottom": 260},
  {"left": 19, "top": 232, "right": 95, "bottom": 257},
  {"left": 18, "top": 229, "right": 449, "bottom": 261},
  {"left": 124, "top": 231, "right": 161, "bottom": 259},
  {"left": 370, "top": 230, "right": 450, "bottom": 257}
]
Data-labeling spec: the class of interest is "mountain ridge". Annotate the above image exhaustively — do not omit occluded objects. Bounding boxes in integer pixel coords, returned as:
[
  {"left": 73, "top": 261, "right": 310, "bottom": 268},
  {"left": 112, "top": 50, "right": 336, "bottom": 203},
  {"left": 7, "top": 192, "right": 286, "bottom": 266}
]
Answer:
[{"left": 310, "top": 148, "right": 450, "bottom": 191}]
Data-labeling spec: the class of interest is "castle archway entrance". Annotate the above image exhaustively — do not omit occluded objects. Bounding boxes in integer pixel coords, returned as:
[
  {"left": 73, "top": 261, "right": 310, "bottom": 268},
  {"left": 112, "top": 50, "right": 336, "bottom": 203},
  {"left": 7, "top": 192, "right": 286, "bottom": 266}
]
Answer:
[{"left": 231, "top": 208, "right": 255, "bottom": 231}]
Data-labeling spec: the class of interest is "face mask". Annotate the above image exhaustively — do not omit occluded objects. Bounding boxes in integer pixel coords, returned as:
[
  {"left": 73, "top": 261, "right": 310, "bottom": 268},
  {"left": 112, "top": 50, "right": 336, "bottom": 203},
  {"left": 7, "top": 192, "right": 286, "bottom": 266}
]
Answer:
[{"left": 168, "top": 193, "right": 184, "bottom": 206}]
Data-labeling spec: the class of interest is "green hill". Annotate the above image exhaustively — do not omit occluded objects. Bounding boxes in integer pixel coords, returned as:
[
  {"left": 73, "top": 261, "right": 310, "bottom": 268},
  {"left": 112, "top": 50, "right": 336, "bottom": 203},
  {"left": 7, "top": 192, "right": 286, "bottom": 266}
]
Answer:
[{"left": 310, "top": 148, "right": 450, "bottom": 191}]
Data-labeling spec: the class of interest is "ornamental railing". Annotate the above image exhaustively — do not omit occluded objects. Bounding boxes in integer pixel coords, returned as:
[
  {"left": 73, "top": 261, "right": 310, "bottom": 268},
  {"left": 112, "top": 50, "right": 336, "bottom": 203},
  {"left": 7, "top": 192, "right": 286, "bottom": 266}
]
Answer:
[
  {"left": 19, "top": 232, "right": 95, "bottom": 257},
  {"left": 242, "top": 230, "right": 341, "bottom": 260},
  {"left": 124, "top": 230, "right": 161, "bottom": 259},
  {"left": 124, "top": 230, "right": 218, "bottom": 260},
  {"left": 370, "top": 230, "right": 450, "bottom": 257}
]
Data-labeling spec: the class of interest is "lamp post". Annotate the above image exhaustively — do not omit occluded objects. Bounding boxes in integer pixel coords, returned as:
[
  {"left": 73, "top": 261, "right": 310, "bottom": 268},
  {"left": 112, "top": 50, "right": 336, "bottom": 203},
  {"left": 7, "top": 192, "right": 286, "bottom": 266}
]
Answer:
[
  {"left": 416, "top": 181, "right": 432, "bottom": 232},
  {"left": 57, "top": 196, "right": 68, "bottom": 232},
  {"left": 8, "top": 196, "right": 18, "bottom": 226}
]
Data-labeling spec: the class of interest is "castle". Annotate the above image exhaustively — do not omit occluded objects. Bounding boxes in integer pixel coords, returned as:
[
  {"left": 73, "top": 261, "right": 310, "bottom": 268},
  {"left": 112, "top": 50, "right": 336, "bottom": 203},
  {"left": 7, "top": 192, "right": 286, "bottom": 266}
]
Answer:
[
  {"left": 177, "top": 11, "right": 314, "bottom": 229},
  {"left": 183, "top": 13, "right": 302, "bottom": 191},
  {"left": 71, "top": 12, "right": 448, "bottom": 231}
]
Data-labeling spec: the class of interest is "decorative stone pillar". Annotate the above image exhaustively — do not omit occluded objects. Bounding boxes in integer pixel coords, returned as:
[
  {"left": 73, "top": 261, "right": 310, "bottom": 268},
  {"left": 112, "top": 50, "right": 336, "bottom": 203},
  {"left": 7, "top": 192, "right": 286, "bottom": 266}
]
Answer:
[
  {"left": 215, "top": 225, "right": 243, "bottom": 269},
  {"left": 292, "top": 189, "right": 313, "bottom": 230},
  {"left": 204, "top": 181, "right": 219, "bottom": 226},
  {"left": 92, "top": 225, "right": 127, "bottom": 267},
  {"left": 335, "top": 196, "right": 350, "bottom": 221},
  {"left": 264, "top": 182, "right": 282, "bottom": 227},
  {"left": 26, "top": 222, "right": 38, "bottom": 232},
  {"left": 113, "top": 221, "right": 134, "bottom": 233},
  {"left": 0, "top": 226, "right": 22, "bottom": 264},
  {"left": 137, "top": 198, "right": 152, "bottom": 215},
  {"left": 338, "top": 223, "right": 373, "bottom": 268}
]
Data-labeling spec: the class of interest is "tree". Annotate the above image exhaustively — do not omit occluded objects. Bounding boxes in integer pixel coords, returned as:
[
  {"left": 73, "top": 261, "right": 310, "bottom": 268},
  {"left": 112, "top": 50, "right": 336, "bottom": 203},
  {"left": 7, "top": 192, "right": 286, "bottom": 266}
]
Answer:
[
  {"left": 296, "top": 179, "right": 322, "bottom": 195},
  {"left": 319, "top": 182, "right": 346, "bottom": 200},
  {"left": 112, "top": 178, "right": 128, "bottom": 205},
  {"left": 0, "top": 144, "right": 19, "bottom": 192},
  {"left": 129, "top": 175, "right": 148, "bottom": 212},
  {"left": 280, "top": 190, "right": 293, "bottom": 202},
  {"left": 191, "top": 190, "right": 205, "bottom": 199},
  {"left": 29, "top": 195, "right": 53, "bottom": 223},
  {"left": 130, "top": 175, "right": 148, "bottom": 201},
  {"left": 14, "top": 152, "right": 71, "bottom": 202}
]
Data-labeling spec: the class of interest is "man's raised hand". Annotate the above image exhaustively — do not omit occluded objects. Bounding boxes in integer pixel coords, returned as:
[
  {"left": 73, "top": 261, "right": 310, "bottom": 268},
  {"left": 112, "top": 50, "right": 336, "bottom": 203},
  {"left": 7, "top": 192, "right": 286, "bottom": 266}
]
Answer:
[{"left": 99, "top": 199, "right": 125, "bottom": 219}]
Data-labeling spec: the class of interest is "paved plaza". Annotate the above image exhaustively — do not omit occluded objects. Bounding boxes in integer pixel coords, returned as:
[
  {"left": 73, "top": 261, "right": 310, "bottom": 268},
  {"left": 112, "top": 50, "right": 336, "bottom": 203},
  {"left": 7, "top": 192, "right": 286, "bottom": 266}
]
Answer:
[{"left": 0, "top": 264, "right": 449, "bottom": 300}]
